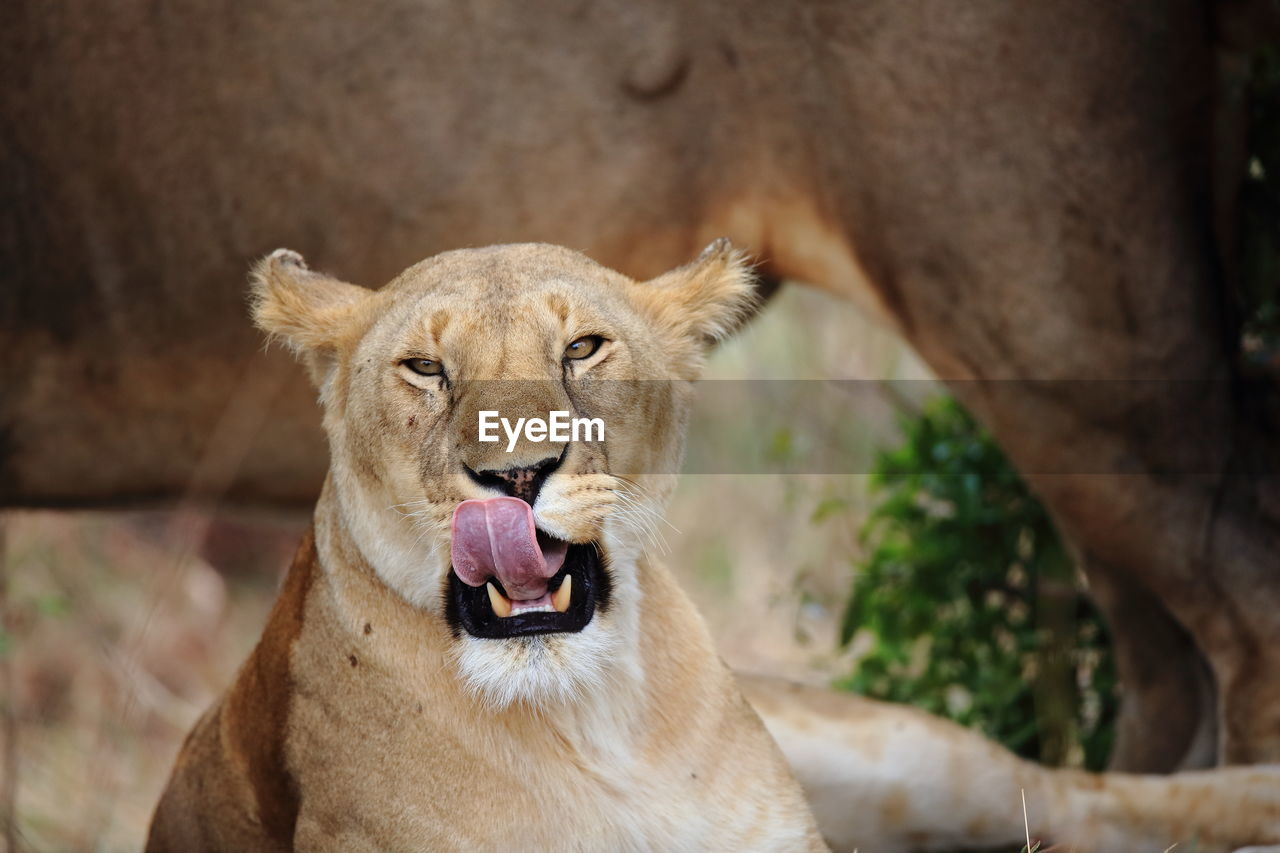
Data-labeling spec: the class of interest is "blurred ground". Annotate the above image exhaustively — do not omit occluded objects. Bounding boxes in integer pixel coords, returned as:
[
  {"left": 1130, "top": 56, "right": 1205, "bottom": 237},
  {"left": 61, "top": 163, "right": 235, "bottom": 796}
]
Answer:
[{"left": 0, "top": 284, "right": 931, "bottom": 851}]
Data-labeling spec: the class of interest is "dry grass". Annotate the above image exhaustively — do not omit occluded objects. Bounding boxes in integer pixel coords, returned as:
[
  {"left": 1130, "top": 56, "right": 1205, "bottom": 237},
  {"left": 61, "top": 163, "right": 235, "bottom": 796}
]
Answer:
[
  {"left": 1, "top": 510, "right": 292, "bottom": 851},
  {"left": 0, "top": 285, "right": 928, "bottom": 850}
]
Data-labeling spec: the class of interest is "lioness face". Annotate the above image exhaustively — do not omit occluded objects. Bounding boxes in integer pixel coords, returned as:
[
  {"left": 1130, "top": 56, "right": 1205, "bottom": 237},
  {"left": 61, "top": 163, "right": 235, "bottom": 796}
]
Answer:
[{"left": 252, "top": 242, "right": 753, "bottom": 707}]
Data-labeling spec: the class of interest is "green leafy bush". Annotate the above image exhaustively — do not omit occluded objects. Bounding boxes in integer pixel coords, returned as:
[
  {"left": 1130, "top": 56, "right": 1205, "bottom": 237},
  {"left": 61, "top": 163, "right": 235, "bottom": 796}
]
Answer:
[{"left": 831, "top": 396, "right": 1117, "bottom": 770}]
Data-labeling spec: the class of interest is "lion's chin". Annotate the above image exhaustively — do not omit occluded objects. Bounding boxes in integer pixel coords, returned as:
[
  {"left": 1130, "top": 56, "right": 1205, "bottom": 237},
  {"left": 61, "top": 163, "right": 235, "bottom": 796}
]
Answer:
[{"left": 450, "top": 618, "right": 619, "bottom": 710}]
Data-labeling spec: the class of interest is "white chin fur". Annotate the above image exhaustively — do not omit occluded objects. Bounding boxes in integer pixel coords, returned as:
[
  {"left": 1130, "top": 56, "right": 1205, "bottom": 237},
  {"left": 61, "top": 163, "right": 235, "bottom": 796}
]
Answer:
[{"left": 451, "top": 616, "right": 619, "bottom": 711}]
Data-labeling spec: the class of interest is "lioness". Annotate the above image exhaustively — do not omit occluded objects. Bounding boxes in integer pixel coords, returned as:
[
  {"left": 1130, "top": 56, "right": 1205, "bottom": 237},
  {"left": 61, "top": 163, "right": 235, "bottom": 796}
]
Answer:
[
  {"left": 148, "top": 242, "right": 825, "bottom": 851},
  {"left": 149, "top": 244, "right": 1280, "bottom": 852}
]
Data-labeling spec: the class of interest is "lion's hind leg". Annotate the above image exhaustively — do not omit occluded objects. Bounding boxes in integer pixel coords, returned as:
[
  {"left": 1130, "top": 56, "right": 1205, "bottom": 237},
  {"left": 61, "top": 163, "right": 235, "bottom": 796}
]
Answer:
[
  {"left": 741, "top": 675, "right": 1038, "bottom": 852},
  {"left": 740, "top": 675, "right": 1280, "bottom": 853}
]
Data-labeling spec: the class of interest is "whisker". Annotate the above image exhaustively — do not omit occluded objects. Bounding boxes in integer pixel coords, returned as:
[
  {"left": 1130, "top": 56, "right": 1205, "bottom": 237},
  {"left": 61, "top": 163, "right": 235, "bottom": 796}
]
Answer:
[{"left": 610, "top": 490, "right": 672, "bottom": 551}]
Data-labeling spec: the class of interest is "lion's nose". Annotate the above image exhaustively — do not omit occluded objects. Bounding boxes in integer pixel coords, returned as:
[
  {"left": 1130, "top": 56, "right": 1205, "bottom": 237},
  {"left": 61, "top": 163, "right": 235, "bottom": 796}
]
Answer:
[{"left": 466, "top": 455, "right": 562, "bottom": 506}]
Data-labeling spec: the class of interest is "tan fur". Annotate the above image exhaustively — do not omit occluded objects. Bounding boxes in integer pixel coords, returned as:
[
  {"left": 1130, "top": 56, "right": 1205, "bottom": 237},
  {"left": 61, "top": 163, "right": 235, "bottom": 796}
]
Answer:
[
  {"left": 148, "top": 243, "right": 824, "bottom": 851},
  {"left": 150, "top": 242, "right": 1280, "bottom": 853}
]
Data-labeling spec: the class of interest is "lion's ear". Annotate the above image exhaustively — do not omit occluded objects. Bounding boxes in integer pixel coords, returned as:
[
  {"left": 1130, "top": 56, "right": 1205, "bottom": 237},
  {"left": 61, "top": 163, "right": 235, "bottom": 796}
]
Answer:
[
  {"left": 638, "top": 239, "right": 760, "bottom": 348},
  {"left": 250, "top": 249, "right": 371, "bottom": 385}
]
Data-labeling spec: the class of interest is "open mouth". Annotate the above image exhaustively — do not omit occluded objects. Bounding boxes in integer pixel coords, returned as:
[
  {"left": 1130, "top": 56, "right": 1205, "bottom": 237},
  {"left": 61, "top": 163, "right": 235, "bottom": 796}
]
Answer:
[
  {"left": 447, "top": 541, "right": 609, "bottom": 639},
  {"left": 445, "top": 496, "right": 611, "bottom": 640}
]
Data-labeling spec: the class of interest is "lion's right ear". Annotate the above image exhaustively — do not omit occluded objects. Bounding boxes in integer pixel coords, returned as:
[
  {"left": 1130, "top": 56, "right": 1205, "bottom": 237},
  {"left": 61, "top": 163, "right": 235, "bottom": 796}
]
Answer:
[
  {"left": 636, "top": 238, "right": 760, "bottom": 348},
  {"left": 250, "top": 249, "right": 371, "bottom": 383}
]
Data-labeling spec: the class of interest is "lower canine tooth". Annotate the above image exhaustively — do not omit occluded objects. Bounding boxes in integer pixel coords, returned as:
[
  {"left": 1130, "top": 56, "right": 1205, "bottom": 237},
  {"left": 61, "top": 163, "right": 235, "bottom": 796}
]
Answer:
[
  {"left": 552, "top": 575, "right": 573, "bottom": 613},
  {"left": 487, "top": 582, "right": 513, "bottom": 618}
]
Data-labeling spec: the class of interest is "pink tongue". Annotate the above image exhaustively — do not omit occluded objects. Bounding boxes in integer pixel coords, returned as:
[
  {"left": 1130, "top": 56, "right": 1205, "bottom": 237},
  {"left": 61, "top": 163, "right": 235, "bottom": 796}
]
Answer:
[{"left": 450, "top": 497, "right": 568, "bottom": 600}]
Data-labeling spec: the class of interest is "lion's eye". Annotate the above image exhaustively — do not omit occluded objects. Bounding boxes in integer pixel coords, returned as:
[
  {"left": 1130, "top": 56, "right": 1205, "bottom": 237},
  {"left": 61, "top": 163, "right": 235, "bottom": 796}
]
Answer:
[
  {"left": 403, "top": 358, "right": 444, "bottom": 377},
  {"left": 564, "top": 336, "right": 604, "bottom": 361}
]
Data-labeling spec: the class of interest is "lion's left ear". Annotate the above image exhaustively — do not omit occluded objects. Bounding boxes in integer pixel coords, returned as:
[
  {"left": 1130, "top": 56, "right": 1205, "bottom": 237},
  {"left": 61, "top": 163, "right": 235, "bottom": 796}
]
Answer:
[{"left": 637, "top": 239, "right": 760, "bottom": 347}]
